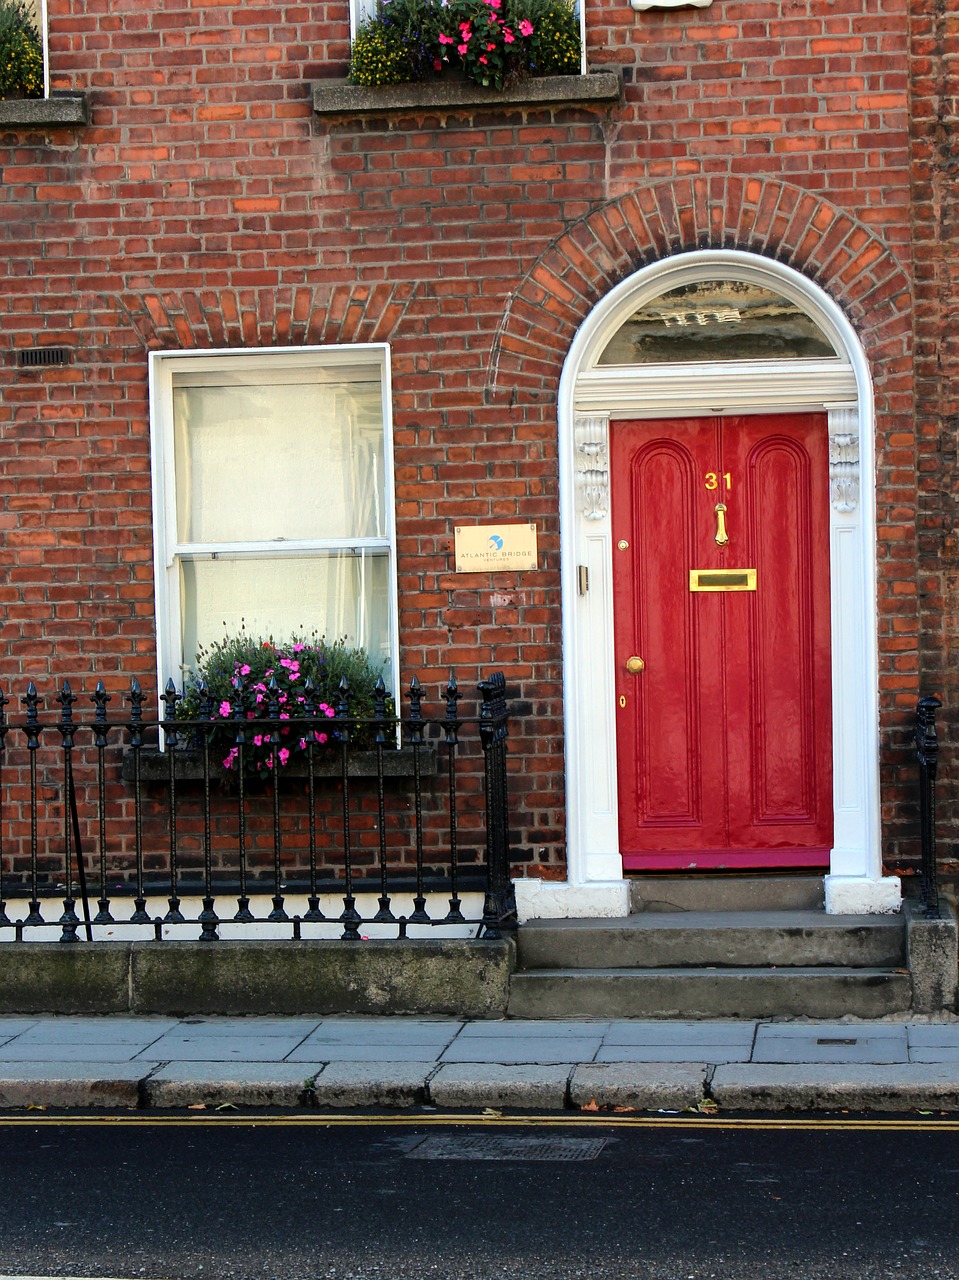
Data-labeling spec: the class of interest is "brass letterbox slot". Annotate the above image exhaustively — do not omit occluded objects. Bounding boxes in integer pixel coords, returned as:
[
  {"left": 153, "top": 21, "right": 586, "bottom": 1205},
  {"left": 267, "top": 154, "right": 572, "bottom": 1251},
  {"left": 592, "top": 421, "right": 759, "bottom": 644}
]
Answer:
[{"left": 689, "top": 568, "right": 757, "bottom": 593}]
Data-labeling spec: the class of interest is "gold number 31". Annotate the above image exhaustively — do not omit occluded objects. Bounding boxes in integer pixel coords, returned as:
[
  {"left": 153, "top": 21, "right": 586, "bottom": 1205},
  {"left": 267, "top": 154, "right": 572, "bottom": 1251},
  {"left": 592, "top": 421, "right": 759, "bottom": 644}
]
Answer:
[{"left": 704, "top": 472, "right": 732, "bottom": 490}]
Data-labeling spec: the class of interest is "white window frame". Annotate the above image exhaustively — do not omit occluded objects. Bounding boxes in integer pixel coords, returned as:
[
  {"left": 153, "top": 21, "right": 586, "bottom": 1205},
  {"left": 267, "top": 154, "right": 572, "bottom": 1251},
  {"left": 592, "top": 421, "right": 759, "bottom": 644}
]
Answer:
[{"left": 148, "top": 343, "right": 399, "bottom": 700}]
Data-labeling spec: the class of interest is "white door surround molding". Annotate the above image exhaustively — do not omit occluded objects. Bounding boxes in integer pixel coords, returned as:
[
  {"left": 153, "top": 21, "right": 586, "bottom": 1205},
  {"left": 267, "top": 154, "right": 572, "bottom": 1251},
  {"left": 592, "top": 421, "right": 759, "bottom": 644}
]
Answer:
[{"left": 513, "top": 250, "right": 901, "bottom": 922}]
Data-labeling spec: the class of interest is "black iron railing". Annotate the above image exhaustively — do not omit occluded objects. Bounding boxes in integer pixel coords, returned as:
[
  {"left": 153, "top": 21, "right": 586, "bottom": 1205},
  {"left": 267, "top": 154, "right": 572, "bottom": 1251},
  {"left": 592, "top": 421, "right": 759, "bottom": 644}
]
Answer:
[
  {"left": 0, "top": 671, "right": 517, "bottom": 943},
  {"left": 914, "top": 694, "right": 942, "bottom": 919}
]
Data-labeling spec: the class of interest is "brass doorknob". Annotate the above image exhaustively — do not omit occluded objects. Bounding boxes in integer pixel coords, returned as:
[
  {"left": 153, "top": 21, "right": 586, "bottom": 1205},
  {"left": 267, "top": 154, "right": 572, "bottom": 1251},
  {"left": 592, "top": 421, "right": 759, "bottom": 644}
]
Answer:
[{"left": 626, "top": 656, "right": 645, "bottom": 674}]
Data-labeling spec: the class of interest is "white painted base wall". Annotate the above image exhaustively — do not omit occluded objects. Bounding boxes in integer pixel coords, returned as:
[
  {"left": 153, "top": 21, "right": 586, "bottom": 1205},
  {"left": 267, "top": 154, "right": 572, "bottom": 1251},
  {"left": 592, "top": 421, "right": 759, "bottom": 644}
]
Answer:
[{"left": 514, "top": 874, "right": 903, "bottom": 920}]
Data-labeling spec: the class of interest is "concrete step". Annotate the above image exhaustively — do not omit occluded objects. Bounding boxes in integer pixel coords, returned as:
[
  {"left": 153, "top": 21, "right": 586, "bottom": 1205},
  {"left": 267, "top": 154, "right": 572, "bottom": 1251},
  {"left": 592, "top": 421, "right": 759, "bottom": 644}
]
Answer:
[
  {"left": 517, "top": 911, "right": 906, "bottom": 971},
  {"left": 629, "top": 874, "right": 825, "bottom": 913},
  {"left": 507, "top": 967, "right": 913, "bottom": 1020}
]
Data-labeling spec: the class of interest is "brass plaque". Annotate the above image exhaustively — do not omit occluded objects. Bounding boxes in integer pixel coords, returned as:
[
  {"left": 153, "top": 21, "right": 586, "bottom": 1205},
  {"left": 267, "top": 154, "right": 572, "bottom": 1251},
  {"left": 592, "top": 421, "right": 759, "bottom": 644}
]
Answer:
[
  {"left": 689, "top": 568, "right": 757, "bottom": 592},
  {"left": 454, "top": 523, "right": 538, "bottom": 573}
]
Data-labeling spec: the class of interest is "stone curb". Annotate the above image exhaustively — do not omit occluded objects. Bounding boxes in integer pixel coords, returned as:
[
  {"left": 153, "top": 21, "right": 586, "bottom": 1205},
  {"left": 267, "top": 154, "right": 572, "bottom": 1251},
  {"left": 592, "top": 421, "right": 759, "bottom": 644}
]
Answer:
[
  {"left": 710, "top": 1063, "right": 959, "bottom": 1111},
  {"left": 144, "top": 1062, "right": 318, "bottom": 1109},
  {"left": 0, "top": 1063, "right": 144, "bottom": 1109},
  {"left": 569, "top": 1063, "right": 707, "bottom": 1111},
  {"left": 4, "top": 1061, "right": 959, "bottom": 1112},
  {"left": 428, "top": 1063, "right": 572, "bottom": 1109}
]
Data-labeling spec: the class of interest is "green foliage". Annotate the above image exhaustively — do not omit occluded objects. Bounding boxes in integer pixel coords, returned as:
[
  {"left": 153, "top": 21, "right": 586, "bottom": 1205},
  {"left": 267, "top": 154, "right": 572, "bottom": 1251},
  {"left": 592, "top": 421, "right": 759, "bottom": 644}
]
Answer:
[
  {"left": 177, "top": 630, "right": 394, "bottom": 778},
  {"left": 349, "top": 20, "right": 416, "bottom": 86},
  {"left": 523, "top": 0, "right": 580, "bottom": 77},
  {"left": 0, "top": 0, "right": 42, "bottom": 100},
  {"left": 350, "top": 0, "right": 580, "bottom": 90}
]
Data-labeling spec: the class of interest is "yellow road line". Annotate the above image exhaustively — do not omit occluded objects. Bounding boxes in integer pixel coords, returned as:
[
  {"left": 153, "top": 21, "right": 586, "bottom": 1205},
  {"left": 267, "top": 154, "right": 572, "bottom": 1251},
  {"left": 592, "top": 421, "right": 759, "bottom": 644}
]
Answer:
[{"left": 0, "top": 1113, "right": 956, "bottom": 1131}]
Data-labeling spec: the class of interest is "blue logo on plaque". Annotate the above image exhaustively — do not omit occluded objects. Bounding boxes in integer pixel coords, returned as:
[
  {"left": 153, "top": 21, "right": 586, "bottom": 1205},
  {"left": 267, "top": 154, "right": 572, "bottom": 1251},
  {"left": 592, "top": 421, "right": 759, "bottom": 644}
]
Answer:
[{"left": 488, "top": 534, "right": 504, "bottom": 551}]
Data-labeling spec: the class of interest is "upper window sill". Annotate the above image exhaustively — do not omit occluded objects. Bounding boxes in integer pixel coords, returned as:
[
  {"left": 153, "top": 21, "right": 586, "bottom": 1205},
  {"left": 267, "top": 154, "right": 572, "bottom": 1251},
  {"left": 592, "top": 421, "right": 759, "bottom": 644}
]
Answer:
[
  {"left": 312, "top": 71, "right": 621, "bottom": 118},
  {"left": 0, "top": 93, "right": 88, "bottom": 128}
]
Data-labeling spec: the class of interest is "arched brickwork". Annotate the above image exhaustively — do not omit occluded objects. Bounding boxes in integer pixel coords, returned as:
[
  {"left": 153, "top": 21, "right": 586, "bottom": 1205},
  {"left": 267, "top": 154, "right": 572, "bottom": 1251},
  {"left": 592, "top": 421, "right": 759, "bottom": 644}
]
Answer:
[
  {"left": 113, "top": 282, "right": 420, "bottom": 353},
  {"left": 488, "top": 175, "right": 912, "bottom": 403}
]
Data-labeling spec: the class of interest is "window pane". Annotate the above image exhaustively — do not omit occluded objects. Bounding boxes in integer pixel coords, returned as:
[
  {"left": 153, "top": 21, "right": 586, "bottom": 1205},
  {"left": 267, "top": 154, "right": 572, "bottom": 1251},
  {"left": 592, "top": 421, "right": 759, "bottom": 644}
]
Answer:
[
  {"left": 179, "top": 551, "right": 392, "bottom": 676},
  {"left": 173, "top": 373, "right": 385, "bottom": 543},
  {"left": 598, "top": 281, "right": 838, "bottom": 364}
]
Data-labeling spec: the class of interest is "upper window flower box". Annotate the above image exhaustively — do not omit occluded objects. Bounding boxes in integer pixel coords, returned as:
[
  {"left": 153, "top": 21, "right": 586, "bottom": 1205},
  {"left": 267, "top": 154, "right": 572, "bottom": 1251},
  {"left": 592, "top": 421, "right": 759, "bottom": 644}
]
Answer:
[
  {"left": 313, "top": 70, "right": 620, "bottom": 117},
  {"left": 0, "top": 91, "right": 87, "bottom": 128}
]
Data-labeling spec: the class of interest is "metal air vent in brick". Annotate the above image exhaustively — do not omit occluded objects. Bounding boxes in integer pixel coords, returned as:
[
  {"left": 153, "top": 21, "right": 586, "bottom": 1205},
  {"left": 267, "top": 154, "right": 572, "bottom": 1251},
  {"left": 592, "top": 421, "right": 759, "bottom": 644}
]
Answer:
[{"left": 16, "top": 346, "right": 71, "bottom": 369}]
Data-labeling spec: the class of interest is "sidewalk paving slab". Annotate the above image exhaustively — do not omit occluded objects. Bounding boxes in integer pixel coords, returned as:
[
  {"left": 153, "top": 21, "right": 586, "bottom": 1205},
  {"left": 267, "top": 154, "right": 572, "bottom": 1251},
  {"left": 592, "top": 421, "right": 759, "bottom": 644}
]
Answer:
[
  {"left": 133, "top": 1034, "right": 309, "bottom": 1061},
  {"left": 711, "top": 1063, "right": 959, "bottom": 1111},
  {"left": 570, "top": 1063, "right": 707, "bottom": 1111},
  {"left": 907, "top": 1024, "right": 959, "bottom": 1046},
  {"left": 752, "top": 1023, "right": 909, "bottom": 1064},
  {"left": 145, "top": 1062, "right": 318, "bottom": 1108},
  {"left": 453, "top": 1020, "right": 605, "bottom": 1038},
  {"left": 595, "top": 1043, "right": 750, "bottom": 1063},
  {"left": 429, "top": 1063, "right": 572, "bottom": 1109},
  {"left": 602, "top": 1020, "right": 756, "bottom": 1046},
  {"left": 440, "top": 1037, "right": 603, "bottom": 1065}
]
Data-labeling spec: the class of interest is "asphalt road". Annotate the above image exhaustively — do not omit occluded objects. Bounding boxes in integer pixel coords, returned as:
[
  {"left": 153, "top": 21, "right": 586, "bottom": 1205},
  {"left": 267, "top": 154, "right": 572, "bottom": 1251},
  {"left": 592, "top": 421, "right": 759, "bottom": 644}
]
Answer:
[{"left": 0, "top": 1113, "right": 957, "bottom": 1279}]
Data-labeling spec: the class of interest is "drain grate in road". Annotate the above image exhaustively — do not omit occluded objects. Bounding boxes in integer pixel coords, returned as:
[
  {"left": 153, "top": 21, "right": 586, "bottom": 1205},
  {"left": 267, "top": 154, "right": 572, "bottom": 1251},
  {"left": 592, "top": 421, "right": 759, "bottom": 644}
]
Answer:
[{"left": 406, "top": 1134, "right": 608, "bottom": 1162}]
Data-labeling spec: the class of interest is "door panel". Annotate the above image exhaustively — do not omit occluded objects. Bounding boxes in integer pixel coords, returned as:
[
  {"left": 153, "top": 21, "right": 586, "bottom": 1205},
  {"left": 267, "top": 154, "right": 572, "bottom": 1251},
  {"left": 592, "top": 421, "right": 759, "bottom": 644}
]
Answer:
[{"left": 611, "top": 414, "right": 833, "bottom": 871}]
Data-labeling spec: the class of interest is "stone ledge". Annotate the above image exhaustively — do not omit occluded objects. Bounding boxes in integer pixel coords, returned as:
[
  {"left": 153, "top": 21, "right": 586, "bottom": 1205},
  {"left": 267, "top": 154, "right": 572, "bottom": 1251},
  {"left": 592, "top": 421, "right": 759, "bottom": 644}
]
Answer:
[
  {"left": 312, "top": 71, "right": 621, "bottom": 118},
  {"left": 0, "top": 938, "right": 515, "bottom": 1017},
  {"left": 0, "top": 93, "right": 88, "bottom": 128}
]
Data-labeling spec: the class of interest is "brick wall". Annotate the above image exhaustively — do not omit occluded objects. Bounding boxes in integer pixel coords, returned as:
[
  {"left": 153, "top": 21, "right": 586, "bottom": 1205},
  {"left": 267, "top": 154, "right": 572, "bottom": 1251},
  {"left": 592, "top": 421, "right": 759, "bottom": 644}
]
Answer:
[
  {"left": 909, "top": 0, "right": 959, "bottom": 878},
  {"left": 0, "top": 0, "right": 921, "bottom": 881}
]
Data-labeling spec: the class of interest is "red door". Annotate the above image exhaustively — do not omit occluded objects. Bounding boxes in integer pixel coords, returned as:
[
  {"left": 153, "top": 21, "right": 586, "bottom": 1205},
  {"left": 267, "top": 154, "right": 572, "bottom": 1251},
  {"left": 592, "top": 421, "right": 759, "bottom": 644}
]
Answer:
[{"left": 611, "top": 414, "right": 833, "bottom": 871}]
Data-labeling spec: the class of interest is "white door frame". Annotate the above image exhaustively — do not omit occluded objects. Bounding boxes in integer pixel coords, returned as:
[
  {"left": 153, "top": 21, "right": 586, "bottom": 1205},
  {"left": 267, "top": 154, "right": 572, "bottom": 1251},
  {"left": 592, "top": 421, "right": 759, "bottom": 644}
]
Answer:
[{"left": 514, "top": 250, "right": 901, "bottom": 921}]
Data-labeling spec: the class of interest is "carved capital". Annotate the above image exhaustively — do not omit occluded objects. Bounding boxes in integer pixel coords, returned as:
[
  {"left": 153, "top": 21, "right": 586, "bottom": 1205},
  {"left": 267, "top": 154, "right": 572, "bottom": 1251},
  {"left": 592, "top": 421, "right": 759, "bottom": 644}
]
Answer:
[
  {"left": 574, "top": 414, "right": 610, "bottom": 521},
  {"left": 828, "top": 407, "right": 860, "bottom": 513}
]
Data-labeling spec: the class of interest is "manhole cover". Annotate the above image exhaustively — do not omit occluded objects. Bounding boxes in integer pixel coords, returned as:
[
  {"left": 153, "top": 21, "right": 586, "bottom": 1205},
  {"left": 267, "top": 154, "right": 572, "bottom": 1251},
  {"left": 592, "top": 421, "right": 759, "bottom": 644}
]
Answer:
[
  {"left": 407, "top": 1135, "right": 608, "bottom": 1162},
  {"left": 816, "top": 1037, "right": 858, "bottom": 1046}
]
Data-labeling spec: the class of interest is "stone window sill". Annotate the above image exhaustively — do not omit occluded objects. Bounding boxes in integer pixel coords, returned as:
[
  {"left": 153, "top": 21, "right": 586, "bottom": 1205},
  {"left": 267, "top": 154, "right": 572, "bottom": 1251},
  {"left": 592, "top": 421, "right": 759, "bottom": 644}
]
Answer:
[
  {"left": 0, "top": 93, "right": 88, "bottom": 128},
  {"left": 121, "top": 745, "right": 438, "bottom": 784},
  {"left": 312, "top": 71, "right": 621, "bottom": 118}
]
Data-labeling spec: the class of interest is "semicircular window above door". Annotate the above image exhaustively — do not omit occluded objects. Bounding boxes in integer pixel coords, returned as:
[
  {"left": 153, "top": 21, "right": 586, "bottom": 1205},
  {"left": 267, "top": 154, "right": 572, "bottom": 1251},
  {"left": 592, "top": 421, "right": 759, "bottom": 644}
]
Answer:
[{"left": 597, "top": 279, "right": 840, "bottom": 366}]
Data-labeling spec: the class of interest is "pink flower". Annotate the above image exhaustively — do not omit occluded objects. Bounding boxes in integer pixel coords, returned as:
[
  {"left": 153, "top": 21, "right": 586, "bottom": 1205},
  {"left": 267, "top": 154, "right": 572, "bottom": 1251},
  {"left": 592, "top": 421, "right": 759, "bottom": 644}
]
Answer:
[
  {"left": 438, "top": 32, "right": 454, "bottom": 43},
  {"left": 278, "top": 747, "right": 290, "bottom": 766},
  {"left": 222, "top": 748, "right": 239, "bottom": 769},
  {"left": 314, "top": 731, "right": 328, "bottom": 745},
  {"left": 457, "top": 42, "right": 468, "bottom": 53},
  {"left": 253, "top": 734, "right": 264, "bottom": 747},
  {"left": 293, "top": 643, "right": 305, "bottom": 653},
  {"left": 218, "top": 701, "right": 231, "bottom": 718},
  {"left": 503, "top": 27, "right": 514, "bottom": 41},
  {"left": 459, "top": 20, "right": 471, "bottom": 32},
  {"left": 487, "top": 41, "right": 496, "bottom": 49},
  {"left": 298, "top": 737, "right": 307, "bottom": 751},
  {"left": 478, "top": 54, "right": 488, "bottom": 62},
  {"left": 325, "top": 706, "right": 336, "bottom": 719},
  {"left": 240, "top": 664, "right": 251, "bottom": 676},
  {"left": 518, "top": 17, "right": 533, "bottom": 34}
]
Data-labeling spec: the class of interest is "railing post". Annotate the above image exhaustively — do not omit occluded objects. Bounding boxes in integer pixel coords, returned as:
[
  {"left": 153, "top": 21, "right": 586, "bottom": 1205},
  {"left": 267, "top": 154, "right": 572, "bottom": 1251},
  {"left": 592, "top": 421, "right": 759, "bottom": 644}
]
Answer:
[
  {"left": 915, "top": 695, "right": 942, "bottom": 919},
  {"left": 478, "top": 671, "right": 517, "bottom": 938}
]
